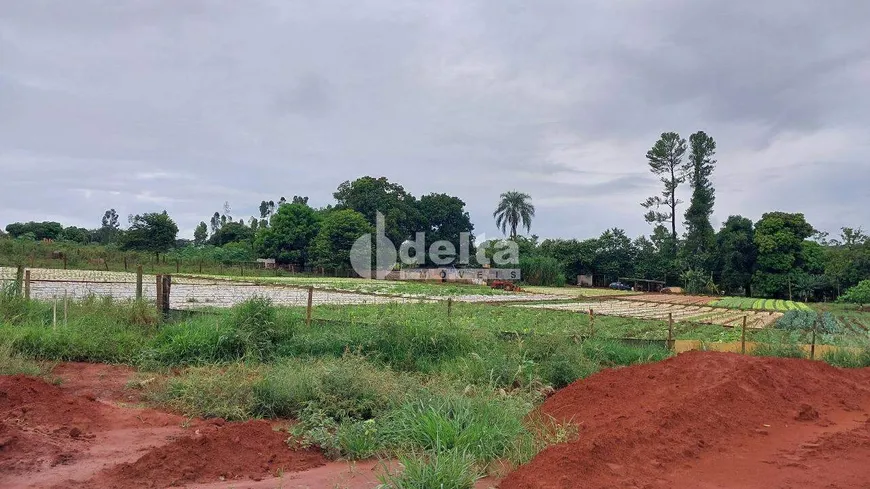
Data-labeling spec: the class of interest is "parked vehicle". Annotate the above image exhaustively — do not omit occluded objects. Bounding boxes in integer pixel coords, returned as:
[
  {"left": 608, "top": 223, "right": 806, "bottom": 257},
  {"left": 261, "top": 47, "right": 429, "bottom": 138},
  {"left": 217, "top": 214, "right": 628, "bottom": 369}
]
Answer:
[{"left": 609, "top": 281, "right": 633, "bottom": 291}]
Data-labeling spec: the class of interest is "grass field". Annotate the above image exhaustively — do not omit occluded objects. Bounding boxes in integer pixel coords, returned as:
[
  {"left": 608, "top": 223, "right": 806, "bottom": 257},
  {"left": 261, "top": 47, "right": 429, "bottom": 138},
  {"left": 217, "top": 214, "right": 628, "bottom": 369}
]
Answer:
[{"left": 3, "top": 286, "right": 869, "bottom": 486}]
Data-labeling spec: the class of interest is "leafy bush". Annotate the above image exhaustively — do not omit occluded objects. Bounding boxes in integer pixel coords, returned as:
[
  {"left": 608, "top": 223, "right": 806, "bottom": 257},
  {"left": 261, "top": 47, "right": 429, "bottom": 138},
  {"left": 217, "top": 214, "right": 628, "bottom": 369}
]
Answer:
[
  {"left": 838, "top": 280, "right": 870, "bottom": 305},
  {"left": 519, "top": 256, "right": 566, "bottom": 287},
  {"left": 227, "top": 296, "right": 285, "bottom": 359}
]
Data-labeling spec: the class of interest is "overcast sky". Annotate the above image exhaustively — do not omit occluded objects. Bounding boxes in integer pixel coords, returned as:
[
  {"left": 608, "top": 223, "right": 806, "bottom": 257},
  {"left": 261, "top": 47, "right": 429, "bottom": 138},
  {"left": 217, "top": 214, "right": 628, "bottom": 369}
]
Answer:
[{"left": 1, "top": 1, "right": 868, "bottom": 241}]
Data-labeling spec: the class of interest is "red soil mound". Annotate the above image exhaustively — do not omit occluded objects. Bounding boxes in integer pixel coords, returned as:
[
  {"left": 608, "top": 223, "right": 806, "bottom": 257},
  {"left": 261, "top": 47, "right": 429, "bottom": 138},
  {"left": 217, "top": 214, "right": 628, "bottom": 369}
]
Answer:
[
  {"left": 86, "top": 420, "right": 327, "bottom": 488},
  {"left": 0, "top": 375, "right": 104, "bottom": 475},
  {"left": 502, "top": 351, "right": 870, "bottom": 489},
  {"left": 1, "top": 375, "right": 104, "bottom": 430},
  {"left": 1, "top": 372, "right": 326, "bottom": 488}
]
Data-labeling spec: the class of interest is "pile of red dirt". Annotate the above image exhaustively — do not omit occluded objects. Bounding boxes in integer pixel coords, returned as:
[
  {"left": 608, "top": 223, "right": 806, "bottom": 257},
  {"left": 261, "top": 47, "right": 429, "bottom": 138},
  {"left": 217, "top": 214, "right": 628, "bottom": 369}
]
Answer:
[
  {"left": 0, "top": 375, "right": 104, "bottom": 475},
  {"left": 0, "top": 372, "right": 328, "bottom": 489},
  {"left": 87, "top": 420, "right": 327, "bottom": 488},
  {"left": 502, "top": 351, "right": 870, "bottom": 489}
]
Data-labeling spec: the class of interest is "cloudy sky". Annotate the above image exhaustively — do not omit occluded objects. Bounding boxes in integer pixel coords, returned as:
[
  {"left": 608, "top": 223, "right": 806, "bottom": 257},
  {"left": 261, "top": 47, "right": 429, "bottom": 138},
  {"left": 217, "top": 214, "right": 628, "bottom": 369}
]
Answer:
[{"left": 1, "top": 0, "right": 868, "bottom": 241}]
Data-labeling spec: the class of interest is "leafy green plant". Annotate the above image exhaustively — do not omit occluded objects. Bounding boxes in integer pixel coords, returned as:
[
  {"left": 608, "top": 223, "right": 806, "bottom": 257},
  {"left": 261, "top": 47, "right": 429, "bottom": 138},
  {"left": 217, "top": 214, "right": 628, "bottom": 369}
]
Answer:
[
  {"left": 227, "top": 296, "right": 284, "bottom": 359},
  {"left": 378, "top": 448, "right": 482, "bottom": 489},
  {"left": 838, "top": 280, "right": 870, "bottom": 305}
]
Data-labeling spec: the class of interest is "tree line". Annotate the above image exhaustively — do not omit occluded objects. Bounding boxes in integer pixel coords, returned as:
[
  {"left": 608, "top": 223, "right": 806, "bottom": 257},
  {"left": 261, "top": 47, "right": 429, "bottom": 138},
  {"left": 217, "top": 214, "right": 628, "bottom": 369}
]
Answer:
[{"left": 3, "top": 131, "right": 868, "bottom": 300}]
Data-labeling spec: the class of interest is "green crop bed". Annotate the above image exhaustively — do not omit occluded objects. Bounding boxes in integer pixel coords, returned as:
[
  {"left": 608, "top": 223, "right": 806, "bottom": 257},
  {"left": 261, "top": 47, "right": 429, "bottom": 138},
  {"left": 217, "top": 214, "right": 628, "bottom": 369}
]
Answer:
[{"left": 710, "top": 297, "right": 811, "bottom": 311}]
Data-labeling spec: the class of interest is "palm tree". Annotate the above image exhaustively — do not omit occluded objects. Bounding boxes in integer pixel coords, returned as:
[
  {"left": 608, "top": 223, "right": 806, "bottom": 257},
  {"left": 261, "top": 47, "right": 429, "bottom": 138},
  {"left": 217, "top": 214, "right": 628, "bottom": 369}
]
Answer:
[{"left": 493, "top": 191, "right": 535, "bottom": 239}]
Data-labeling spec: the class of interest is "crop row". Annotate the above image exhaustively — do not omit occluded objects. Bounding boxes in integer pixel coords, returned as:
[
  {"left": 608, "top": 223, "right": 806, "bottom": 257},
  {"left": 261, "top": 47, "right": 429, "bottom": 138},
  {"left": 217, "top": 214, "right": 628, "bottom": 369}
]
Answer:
[
  {"left": 711, "top": 296, "right": 811, "bottom": 311},
  {"left": 520, "top": 300, "right": 782, "bottom": 329}
]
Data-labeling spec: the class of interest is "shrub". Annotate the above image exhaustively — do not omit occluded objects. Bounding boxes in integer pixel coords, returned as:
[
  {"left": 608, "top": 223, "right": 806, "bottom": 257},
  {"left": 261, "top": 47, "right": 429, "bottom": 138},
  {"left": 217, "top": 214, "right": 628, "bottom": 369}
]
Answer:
[
  {"left": 838, "top": 280, "right": 870, "bottom": 305},
  {"left": 523, "top": 335, "right": 599, "bottom": 388},
  {"left": 519, "top": 256, "right": 566, "bottom": 287},
  {"left": 227, "top": 296, "right": 284, "bottom": 359}
]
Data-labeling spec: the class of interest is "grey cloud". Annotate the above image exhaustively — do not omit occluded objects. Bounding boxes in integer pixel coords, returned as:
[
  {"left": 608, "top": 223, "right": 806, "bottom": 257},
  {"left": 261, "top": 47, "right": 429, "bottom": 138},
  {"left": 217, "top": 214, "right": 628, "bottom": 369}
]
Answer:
[{"left": 1, "top": 0, "right": 868, "bottom": 240}]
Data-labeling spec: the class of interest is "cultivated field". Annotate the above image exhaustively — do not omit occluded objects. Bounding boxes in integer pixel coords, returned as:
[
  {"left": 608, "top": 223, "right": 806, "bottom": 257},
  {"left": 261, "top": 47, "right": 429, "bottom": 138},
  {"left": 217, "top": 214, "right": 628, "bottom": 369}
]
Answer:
[
  {"left": 0, "top": 267, "right": 562, "bottom": 308},
  {"left": 520, "top": 299, "right": 782, "bottom": 329}
]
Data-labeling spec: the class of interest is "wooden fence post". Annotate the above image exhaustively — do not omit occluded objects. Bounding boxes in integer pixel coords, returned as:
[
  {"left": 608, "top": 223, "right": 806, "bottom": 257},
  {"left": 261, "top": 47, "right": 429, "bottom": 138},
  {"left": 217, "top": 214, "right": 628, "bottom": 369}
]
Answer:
[
  {"left": 810, "top": 327, "right": 816, "bottom": 360},
  {"left": 447, "top": 297, "right": 453, "bottom": 319},
  {"left": 199, "top": 261, "right": 203, "bottom": 274},
  {"left": 667, "top": 313, "right": 674, "bottom": 350},
  {"left": 162, "top": 275, "right": 172, "bottom": 319},
  {"left": 63, "top": 292, "right": 68, "bottom": 326},
  {"left": 136, "top": 265, "right": 143, "bottom": 300},
  {"left": 741, "top": 315, "right": 747, "bottom": 354},
  {"left": 53, "top": 296, "right": 57, "bottom": 329},
  {"left": 589, "top": 308, "right": 595, "bottom": 338},
  {"left": 155, "top": 274, "right": 164, "bottom": 322},
  {"left": 176, "top": 259, "right": 180, "bottom": 273},
  {"left": 63, "top": 255, "right": 68, "bottom": 270},
  {"left": 15, "top": 265, "right": 25, "bottom": 297},
  {"left": 24, "top": 270, "right": 31, "bottom": 301},
  {"left": 124, "top": 256, "right": 128, "bottom": 272},
  {"left": 306, "top": 286, "right": 314, "bottom": 327}
]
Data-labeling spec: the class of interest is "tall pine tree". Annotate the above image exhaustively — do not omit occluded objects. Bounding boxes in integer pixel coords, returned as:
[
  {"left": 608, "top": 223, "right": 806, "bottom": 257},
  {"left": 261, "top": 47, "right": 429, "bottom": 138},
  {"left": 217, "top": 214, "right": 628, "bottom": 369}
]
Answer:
[
  {"left": 641, "top": 132, "right": 687, "bottom": 240},
  {"left": 682, "top": 131, "right": 717, "bottom": 268}
]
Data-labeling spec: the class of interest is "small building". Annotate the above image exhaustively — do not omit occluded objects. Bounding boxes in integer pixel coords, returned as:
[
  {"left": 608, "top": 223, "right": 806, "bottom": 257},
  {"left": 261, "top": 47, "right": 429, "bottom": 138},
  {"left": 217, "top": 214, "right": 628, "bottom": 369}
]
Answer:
[{"left": 256, "top": 258, "right": 276, "bottom": 269}]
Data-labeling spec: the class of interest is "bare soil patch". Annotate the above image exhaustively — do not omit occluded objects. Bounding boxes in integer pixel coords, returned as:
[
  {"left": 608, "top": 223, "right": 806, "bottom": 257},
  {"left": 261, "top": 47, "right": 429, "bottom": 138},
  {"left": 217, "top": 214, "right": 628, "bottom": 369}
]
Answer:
[
  {"left": 0, "top": 366, "right": 327, "bottom": 489},
  {"left": 501, "top": 351, "right": 870, "bottom": 489}
]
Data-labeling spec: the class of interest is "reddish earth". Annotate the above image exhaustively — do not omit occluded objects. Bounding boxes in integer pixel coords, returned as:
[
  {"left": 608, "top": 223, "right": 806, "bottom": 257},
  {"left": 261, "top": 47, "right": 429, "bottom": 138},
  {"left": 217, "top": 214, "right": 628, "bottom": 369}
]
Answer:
[
  {"left": 0, "top": 363, "right": 376, "bottom": 489},
  {"left": 502, "top": 351, "right": 870, "bottom": 489}
]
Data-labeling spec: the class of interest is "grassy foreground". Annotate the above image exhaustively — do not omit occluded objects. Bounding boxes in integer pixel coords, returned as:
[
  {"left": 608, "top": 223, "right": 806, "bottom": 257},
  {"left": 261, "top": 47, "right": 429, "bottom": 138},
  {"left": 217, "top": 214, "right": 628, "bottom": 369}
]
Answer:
[{"left": 2, "top": 287, "right": 869, "bottom": 486}]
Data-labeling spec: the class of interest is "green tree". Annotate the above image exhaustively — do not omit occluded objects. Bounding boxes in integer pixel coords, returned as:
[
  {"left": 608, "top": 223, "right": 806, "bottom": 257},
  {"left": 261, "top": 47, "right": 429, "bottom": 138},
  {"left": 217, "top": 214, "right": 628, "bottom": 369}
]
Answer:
[
  {"left": 493, "top": 191, "right": 535, "bottom": 239},
  {"left": 593, "top": 228, "right": 636, "bottom": 283},
  {"left": 682, "top": 131, "right": 717, "bottom": 268},
  {"left": 4, "top": 221, "right": 64, "bottom": 241},
  {"left": 416, "top": 193, "right": 474, "bottom": 263},
  {"left": 838, "top": 280, "right": 870, "bottom": 305},
  {"left": 752, "top": 212, "right": 815, "bottom": 298},
  {"left": 714, "top": 216, "right": 757, "bottom": 296},
  {"left": 311, "top": 209, "right": 373, "bottom": 270},
  {"left": 209, "top": 221, "right": 254, "bottom": 247},
  {"left": 254, "top": 203, "right": 319, "bottom": 265},
  {"left": 121, "top": 211, "right": 179, "bottom": 261},
  {"left": 61, "top": 226, "right": 91, "bottom": 244},
  {"left": 633, "top": 235, "right": 671, "bottom": 282},
  {"left": 94, "top": 209, "right": 121, "bottom": 244},
  {"left": 641, "top": 132, "right": 687, "bottom": 240},
  {"left": 825, "top": 227, "right": 870, "bottom": 296},
  {"left": 193, "top": 222, "right": 208, "bottom": 246},
  {"left": 334, "top": 177, "right": 422, "bottom": 245}
]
